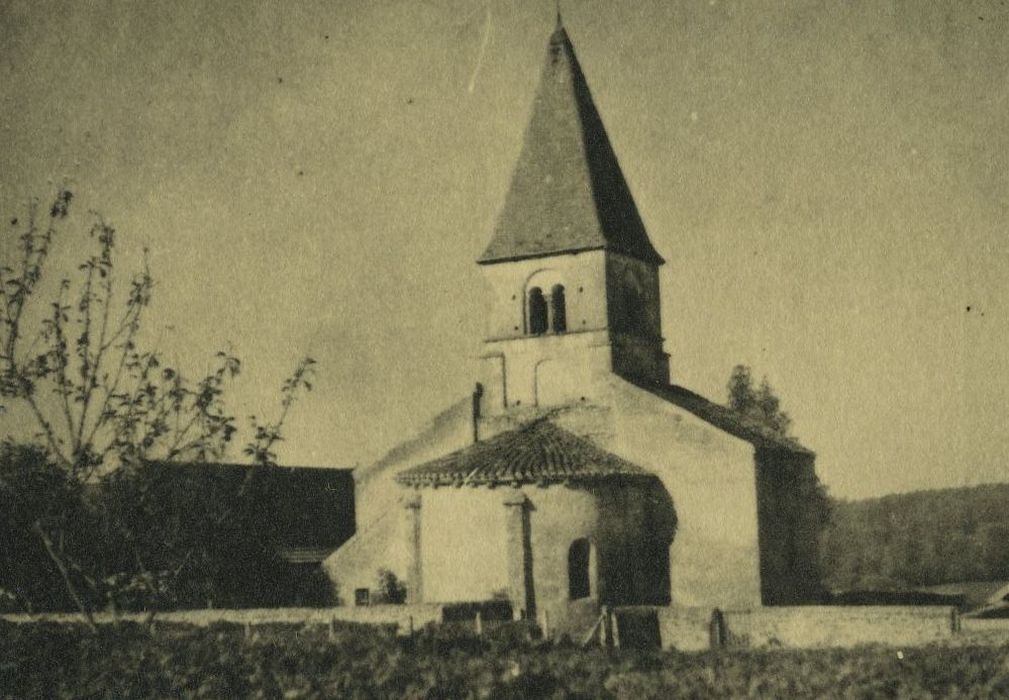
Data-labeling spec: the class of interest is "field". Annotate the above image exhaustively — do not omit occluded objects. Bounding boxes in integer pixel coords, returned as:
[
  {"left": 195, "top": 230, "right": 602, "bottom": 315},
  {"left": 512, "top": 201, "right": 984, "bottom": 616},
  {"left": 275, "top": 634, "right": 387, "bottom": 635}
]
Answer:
[{"left": 4, "top": 620, "right": 1009, "bottom": 699}]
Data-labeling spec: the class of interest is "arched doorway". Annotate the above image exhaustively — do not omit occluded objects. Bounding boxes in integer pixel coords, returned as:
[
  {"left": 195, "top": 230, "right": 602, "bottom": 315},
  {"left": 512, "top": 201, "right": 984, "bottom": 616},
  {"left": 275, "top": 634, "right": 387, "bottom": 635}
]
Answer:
[{"left": 568, "top": 538, "right": 596, "bottom": 600}]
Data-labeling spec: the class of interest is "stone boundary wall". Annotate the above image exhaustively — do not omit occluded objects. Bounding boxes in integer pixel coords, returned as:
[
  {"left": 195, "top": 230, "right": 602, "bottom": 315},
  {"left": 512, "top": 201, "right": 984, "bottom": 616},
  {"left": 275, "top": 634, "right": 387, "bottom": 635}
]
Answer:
[
  {"left": 1, "top": 605, "right": 446, "bottom": 635},
  {"left": 962, "top": 617, "right": 1009, "bottom": 633},
  {"left": 721, "top": 606, "right": 957, "bottom": 649},
  {"left": 614, "top": 605, "right": 959, "bottom": 650},
  {"left": 639, "top": 606, "right": 712, "bottom": 652},
  {"left": 959, "top": 617, "right": 1009, "bottom": 644},
  {"left": 5, "top": 603, "right": 961, "bottom": 649}
]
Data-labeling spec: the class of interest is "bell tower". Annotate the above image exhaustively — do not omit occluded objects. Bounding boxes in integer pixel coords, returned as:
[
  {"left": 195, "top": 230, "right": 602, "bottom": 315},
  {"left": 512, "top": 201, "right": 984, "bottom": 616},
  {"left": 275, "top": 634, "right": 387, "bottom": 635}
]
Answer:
[{"left": 477, "top": 19, "right": 669, "bottom": 414}]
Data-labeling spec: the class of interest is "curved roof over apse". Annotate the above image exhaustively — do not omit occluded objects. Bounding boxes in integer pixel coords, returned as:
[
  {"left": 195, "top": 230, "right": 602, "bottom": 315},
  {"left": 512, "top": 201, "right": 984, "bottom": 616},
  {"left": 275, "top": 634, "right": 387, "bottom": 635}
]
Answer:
[{"left": 395, "top": 418, "right": 652, "bottom": 488}]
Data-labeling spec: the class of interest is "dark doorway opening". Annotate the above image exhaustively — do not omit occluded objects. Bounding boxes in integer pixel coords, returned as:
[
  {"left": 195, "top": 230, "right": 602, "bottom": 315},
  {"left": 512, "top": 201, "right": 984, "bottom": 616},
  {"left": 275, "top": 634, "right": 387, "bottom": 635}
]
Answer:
[{"left": 568, "top": 538, "right": 593, "bottom": 600}]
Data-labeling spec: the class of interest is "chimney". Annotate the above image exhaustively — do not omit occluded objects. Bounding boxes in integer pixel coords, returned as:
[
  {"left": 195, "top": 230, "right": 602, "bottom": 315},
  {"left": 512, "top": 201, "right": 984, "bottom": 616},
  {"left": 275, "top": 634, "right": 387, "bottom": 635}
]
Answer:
[{"left": 472, "top": 382, "right": 484, "bottom": 443}]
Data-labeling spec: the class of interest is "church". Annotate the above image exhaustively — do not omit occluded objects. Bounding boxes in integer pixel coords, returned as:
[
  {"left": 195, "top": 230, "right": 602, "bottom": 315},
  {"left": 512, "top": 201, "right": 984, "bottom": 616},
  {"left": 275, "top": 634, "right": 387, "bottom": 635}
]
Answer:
[{"left": 324, "top": 19, "right": 823, "bottom": 632}]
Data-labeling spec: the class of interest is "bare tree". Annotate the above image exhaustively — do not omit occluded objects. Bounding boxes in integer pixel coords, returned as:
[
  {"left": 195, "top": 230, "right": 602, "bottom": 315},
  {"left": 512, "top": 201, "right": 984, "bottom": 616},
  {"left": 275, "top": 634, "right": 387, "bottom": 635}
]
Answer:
[
  {"left": 1, "top": 190, "right": 244, "bottom": 475},
  {"left": 0, "top": 191, "right": 315, "bottom": 625}
]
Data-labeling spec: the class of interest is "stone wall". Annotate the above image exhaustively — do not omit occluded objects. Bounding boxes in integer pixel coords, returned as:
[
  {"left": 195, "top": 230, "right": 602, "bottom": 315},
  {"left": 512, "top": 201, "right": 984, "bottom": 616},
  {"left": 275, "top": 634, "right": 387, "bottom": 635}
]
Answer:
[
  {"left": 605, "top": 252, "right": 668, "bottom": 384},
  {"left": 721, "top": 606, "right": 957, "bottom": 648},
  {"left": 615, "top": 605, "right": 959, "bottom": 651},
  {"left": 480, "top": 251, "right": 609, "bottom": 343},
  {"left": 754, "top": 449, "right": 824, "bottom": 605},
  {"left": 407, "top": 475, "right": 674, "bottom": 639},
  {"left": 607, "top": 377, "right": 763, "bottom": 608},
  {"left": 2, "top": 605, "right": 446, "bottom": 635},
  {"left": 326, "top": 398, "right": 474, "bottom": 598},
  {"left": 352, "top": 398, "right": 473, "bottom": 530},
  {"left": 419, "top": 487, "right": 511, "bottom": 603},
  {"left": 626, "top": 606, "right": 713, "bottom": 652},
  {"left": 479, "top": 251, "right": 616, "bottom": 413},
  {"left": 959, "top": 617, "right": 1009, "bottom": 645},
  {"left": 322, "top": 504, "right": 408, "bottom": 604},
  {"left": 481, "top": 329, "right": 613, "bottom": 412},
  {"left": 604, "top": 253, "right": 662, "bottom": 341},
  {"left": 523, "top": 479, "right": 675, "bottom": 634},
  {"left": 8, "top": 603, "right": 962, "bottom": 649}
]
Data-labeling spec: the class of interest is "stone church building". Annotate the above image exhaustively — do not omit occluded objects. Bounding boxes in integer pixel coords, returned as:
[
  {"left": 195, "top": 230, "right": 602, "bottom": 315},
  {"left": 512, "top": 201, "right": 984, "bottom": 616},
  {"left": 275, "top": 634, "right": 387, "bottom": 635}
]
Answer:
[{"left": 324, "top": 20, "right": 823, "bottom": 630}]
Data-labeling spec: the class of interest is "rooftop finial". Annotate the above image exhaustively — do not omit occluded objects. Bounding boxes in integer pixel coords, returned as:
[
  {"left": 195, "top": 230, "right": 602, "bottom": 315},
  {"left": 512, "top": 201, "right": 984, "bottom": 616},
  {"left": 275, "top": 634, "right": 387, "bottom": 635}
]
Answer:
[{"left": 555, "top": 0, "right": 563, "bottom": 30}]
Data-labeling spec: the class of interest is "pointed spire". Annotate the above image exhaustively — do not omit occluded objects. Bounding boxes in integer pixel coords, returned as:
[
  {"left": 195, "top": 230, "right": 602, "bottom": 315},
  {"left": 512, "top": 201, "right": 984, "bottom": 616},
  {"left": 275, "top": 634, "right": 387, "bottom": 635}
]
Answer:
[
  {"left": 555, "top": 0, "right": 563, "bottom": 31},
  {"left": 478, "top": 21, "right": 664, "bottom": 266}
]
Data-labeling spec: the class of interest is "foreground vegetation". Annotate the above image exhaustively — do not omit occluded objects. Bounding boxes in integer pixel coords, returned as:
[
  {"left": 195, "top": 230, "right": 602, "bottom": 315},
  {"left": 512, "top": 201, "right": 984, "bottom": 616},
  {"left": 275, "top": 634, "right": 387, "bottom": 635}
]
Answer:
[{"left": 4, "top": 620, "right": 1009, "bottom": 699}]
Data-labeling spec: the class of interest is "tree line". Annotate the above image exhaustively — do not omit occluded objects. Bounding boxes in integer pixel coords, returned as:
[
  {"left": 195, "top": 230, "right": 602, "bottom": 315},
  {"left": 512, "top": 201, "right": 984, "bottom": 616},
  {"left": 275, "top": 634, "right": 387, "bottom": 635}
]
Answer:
[
  {"left": 723, "top": 367, "right": 1009, "bottom": 592},
  {"left": 819, "top": 484, "right": 1009, "bottom": 590}
]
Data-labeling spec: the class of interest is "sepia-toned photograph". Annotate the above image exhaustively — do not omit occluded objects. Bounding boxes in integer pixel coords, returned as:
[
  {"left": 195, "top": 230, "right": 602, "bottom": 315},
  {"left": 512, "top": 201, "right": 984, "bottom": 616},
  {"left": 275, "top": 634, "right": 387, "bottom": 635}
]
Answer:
[{"left": 2, "top": 0, "right": 1008, "bottom": 696}]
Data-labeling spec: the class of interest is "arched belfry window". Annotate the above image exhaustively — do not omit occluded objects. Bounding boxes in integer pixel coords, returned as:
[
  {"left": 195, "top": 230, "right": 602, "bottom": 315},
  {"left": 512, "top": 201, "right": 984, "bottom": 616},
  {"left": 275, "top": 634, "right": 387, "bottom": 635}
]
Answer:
[
  {"left": 568, "top": 538, "right": 596, "bottom": 600},
  {"left": 551, "top": 285, "right": 567, "bottom": 333},
  {"left": 528, "top": 287, "right": 548, "bottom": 335}
]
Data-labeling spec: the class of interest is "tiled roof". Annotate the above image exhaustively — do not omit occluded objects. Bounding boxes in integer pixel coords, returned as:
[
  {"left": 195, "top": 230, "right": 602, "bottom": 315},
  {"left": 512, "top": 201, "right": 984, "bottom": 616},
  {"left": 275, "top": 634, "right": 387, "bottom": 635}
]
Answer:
[
  {"left": 477, "top": 24, "right": 664, "bottom": 266},
  {"left": 395, "top": 419, "right": 651, "bottom": 488}
]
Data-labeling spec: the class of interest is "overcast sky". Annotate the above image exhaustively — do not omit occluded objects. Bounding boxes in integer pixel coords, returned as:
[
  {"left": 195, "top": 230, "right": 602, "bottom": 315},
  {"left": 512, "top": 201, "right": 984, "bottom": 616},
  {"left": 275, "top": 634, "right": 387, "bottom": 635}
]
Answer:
[{"left": 2, "top": 0, "right": 1007, "bottom": 499}]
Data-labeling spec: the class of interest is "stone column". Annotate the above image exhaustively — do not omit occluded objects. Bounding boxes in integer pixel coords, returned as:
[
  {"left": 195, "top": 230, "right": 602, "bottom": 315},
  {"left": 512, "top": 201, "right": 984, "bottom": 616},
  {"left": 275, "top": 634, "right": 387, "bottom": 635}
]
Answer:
[
  {"left": 402, "top": 493, "right": 423, "bottom": 604},
  {"left": 503, "top": 488, "right": 534, "bottom": 620}
]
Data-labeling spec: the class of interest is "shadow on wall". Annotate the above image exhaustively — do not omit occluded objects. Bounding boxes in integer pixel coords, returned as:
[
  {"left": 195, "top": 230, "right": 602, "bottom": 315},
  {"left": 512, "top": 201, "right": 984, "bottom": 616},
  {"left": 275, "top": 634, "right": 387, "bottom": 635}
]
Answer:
[{"left": 589, "top": 476, "right": 677, "bottom": 608}]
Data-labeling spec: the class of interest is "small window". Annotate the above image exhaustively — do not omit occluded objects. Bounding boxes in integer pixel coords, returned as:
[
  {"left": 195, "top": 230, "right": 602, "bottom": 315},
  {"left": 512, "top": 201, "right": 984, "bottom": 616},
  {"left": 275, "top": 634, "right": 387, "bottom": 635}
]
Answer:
[
  {"left": 528, "top": 287, "right": 548, "bottom": 335},
  {"left": 354, "top": 588, "right": 371, "bottom": 606},
  {"left": 551, "top": 285, "right": 567, "bottom": 333}
]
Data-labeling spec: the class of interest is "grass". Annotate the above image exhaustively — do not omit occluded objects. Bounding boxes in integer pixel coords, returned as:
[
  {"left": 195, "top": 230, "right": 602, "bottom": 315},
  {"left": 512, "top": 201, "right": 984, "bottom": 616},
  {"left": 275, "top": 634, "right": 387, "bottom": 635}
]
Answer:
[{"left": 3, "top": 619, "right": 1009, "bottom": 698}]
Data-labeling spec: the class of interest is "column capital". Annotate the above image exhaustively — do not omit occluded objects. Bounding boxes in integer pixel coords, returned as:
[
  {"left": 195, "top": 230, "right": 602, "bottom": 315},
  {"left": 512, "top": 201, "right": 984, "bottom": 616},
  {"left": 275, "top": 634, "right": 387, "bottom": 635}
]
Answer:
[
  {"left": 502, "top": 487, "right": 527, "bottom": 507},
  {"left": 401, "top": 493, "right": 422, "bottom": 510}
]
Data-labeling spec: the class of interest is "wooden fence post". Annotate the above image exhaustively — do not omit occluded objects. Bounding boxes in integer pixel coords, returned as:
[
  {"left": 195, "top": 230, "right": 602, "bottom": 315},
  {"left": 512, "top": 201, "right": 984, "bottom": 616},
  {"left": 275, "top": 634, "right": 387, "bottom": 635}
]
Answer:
[
  {"left": 611, "top": 609, "right": 621, "bottom": 649},
  {"left": 475, "top": 611, "right": 483, "bottom": 637},
  {"left": 581, "top": 613, "right": 605, "bottom": 648},
  {"left": 600, "top": 606, "right": 610, "bottom": 647},
  {"left": 709, "top": 608, "right": 725, "bottom": 649}
]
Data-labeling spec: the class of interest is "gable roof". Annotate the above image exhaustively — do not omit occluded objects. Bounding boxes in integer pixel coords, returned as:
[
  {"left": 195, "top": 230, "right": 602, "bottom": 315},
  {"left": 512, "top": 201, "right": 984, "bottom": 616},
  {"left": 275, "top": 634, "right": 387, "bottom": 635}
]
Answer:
[
  {"left": 620, "top": 375, "right": 814, "bottom": 456},
  {"left": 477, "top": 23, "right": 664, "bottom": 266},
  {"left": 395, "top": 418, "right": 651, "bottom": 488}
]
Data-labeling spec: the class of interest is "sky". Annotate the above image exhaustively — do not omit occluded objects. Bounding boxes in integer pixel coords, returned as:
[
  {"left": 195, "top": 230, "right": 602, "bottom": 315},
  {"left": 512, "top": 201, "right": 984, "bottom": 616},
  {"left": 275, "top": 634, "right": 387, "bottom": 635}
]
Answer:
[{"left": 1, "top": 0, "right": 1007, "bottom": 499}]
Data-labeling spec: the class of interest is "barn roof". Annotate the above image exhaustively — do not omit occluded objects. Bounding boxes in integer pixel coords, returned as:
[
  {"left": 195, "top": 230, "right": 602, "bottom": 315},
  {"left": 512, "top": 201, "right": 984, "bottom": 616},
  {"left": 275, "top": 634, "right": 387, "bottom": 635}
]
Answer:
[
  {"left": 395, "top": 418, "right": 651, "bottom": 488},
  {"left": 477, "top": 21, "right": 664, "bottom": 266},
  {"left": 139, "top": 461, "right": 356, "bottom": 549}
]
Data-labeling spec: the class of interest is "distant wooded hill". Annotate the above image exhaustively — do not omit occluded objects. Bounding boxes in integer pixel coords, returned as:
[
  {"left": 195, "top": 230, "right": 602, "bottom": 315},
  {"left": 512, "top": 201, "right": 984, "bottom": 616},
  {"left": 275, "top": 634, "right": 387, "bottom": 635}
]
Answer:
[{"left": 820, "top": 484, "right": 1009, "bottom": 591}]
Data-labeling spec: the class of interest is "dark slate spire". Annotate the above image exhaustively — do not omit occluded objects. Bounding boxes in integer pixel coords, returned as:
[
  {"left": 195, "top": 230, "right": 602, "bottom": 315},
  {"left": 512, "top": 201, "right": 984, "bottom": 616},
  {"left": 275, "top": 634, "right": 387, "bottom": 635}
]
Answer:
[{"left": 478, "top": 23, "right": 664, "bottom": 265}]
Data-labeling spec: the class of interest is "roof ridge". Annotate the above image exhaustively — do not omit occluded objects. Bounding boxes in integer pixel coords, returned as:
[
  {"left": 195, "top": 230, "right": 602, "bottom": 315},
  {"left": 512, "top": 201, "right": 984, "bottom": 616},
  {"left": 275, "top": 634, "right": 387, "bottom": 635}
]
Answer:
[{"left": 614, "top": 374, "right": 814, "bottom": 455}]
